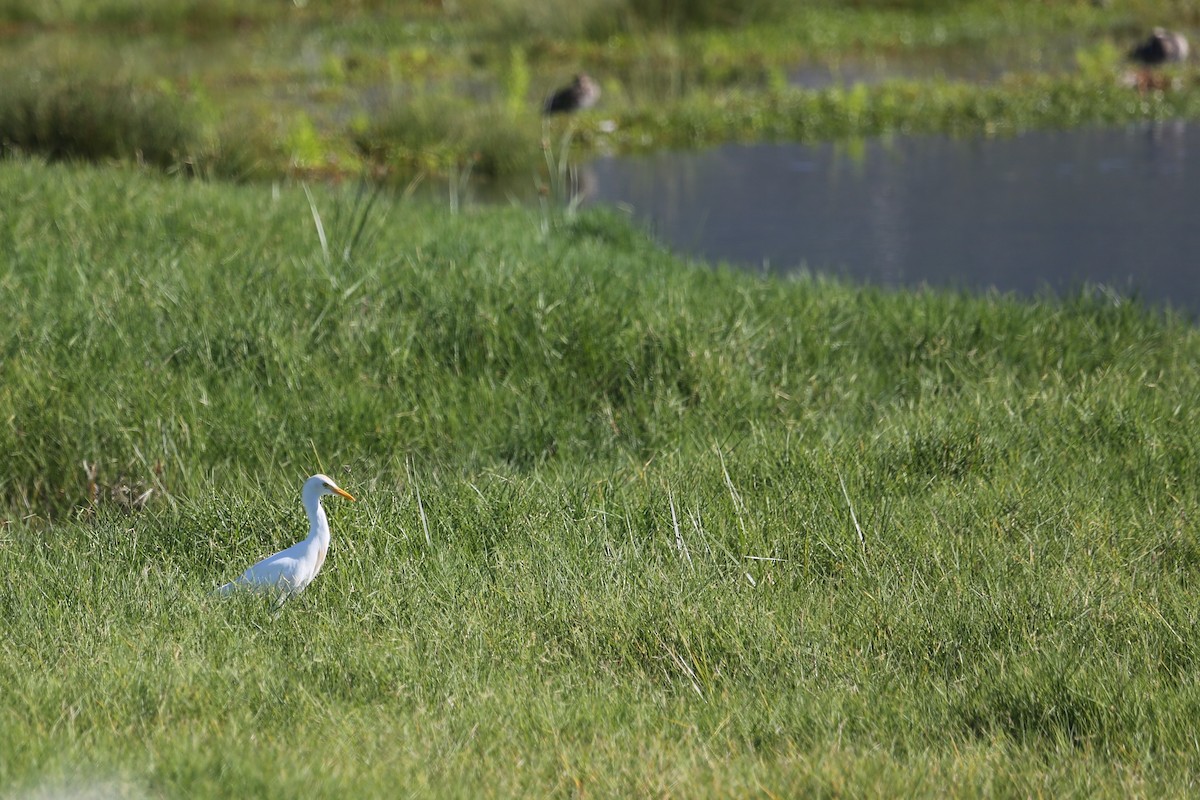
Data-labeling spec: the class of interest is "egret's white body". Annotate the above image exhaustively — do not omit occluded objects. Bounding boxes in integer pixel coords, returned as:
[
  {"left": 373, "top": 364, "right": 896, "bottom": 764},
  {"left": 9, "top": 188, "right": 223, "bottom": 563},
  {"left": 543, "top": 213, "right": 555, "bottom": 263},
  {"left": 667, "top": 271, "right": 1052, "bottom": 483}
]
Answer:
[{"left": 217, "top": 474, "right": 355, "bottom": 601}]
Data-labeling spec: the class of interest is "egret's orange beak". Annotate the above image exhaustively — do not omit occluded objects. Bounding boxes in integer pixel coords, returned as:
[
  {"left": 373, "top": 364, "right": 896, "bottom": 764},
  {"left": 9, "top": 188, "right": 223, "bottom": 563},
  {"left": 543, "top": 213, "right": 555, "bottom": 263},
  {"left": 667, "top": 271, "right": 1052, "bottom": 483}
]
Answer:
[{"left": 332, "top": 486, "right": 356, "bottom": 502}]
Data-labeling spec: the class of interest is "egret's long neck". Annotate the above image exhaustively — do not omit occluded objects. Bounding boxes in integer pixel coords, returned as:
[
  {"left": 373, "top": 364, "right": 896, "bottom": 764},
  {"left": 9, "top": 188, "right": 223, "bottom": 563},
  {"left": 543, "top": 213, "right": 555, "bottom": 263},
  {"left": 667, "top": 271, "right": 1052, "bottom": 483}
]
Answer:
[{"left": 304, "top": 493, "right": 331, "bottom": 545}]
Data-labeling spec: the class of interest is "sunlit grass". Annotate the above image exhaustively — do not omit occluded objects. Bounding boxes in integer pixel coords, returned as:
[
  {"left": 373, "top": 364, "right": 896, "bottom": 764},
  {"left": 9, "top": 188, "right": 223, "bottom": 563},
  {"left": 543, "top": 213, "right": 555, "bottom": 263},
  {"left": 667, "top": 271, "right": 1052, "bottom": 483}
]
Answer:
[
  {"left": 2, "top": 161, "right": 1200, "bottom": 796},
  {"left": 602, "top": 72, "right": 1200, "bottom": 150}
]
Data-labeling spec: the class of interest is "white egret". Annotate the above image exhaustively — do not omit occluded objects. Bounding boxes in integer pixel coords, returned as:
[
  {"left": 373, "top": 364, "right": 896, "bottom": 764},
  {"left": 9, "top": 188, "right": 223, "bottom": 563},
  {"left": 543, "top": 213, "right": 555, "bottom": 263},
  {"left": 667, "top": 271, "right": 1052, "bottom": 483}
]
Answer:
[{"left": 217, "top": 473, "right": 356, "bottom": 602}]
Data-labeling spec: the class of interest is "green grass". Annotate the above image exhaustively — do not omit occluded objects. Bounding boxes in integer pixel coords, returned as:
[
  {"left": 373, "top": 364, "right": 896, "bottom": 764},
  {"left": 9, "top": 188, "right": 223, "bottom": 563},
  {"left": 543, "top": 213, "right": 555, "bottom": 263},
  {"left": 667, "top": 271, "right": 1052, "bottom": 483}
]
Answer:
[
  {"left": 3, "top": 160, "right": 1200, "bottom": 796},
  {"left": 0, "top": 71, "right": 204, "bottom": 169},
  {"left": 587, "top": 72, "right": 1200, "bottom": 151},
  {"left": 352, "top": 95, "right": 541, "bottom": 180},
  {"left": 0, "top": 1, "right": 1198, "bottom": 182}
]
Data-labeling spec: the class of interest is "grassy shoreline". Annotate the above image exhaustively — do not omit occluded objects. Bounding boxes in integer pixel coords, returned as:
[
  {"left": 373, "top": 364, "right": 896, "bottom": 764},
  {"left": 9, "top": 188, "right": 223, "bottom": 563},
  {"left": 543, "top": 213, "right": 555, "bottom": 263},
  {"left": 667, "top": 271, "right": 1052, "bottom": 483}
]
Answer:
[{"left": 3, "top": 161, "right": 1200, "bottom": 796}]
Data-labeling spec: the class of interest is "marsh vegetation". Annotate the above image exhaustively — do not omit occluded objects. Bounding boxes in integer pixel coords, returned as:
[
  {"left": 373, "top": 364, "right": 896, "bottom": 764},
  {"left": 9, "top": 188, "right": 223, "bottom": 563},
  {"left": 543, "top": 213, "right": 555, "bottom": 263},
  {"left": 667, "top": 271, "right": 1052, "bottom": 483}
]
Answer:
[
  {"left": 3, "top": 2, "right": 1200, "bottom": 797},
  {"left": 0, "top": 0, "right": 1197, "bottom": 183}
]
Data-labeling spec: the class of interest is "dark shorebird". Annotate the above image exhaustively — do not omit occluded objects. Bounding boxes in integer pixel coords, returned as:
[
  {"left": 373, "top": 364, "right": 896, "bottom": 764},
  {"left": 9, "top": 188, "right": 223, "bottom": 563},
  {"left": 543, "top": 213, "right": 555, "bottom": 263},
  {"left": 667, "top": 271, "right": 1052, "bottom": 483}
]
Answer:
[
  {"left": 543, "top": 74, "right": 601, "bottom": 115},
  {"left": 1129, "top": 28, "right": 1190, "bottom": 66}
]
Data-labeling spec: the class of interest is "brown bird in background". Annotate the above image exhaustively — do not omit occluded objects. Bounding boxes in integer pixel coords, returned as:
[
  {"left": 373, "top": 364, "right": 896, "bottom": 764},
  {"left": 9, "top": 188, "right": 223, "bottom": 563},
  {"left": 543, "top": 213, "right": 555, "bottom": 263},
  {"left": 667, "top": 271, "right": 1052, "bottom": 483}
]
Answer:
[
  {"left": 1128, "top": 28, "right": 1189, "bottom": 66},
  {"left": 544, "top": 74, "right": 601, "bottom": 115}
]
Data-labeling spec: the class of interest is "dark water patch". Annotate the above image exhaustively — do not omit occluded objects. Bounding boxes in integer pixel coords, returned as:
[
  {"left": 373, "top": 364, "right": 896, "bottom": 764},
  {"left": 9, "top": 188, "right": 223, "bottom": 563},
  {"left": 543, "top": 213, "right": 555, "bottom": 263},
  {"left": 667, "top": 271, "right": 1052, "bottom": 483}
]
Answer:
[{"left": 587, "top": 123, "right": 1200, "bottom": 315}]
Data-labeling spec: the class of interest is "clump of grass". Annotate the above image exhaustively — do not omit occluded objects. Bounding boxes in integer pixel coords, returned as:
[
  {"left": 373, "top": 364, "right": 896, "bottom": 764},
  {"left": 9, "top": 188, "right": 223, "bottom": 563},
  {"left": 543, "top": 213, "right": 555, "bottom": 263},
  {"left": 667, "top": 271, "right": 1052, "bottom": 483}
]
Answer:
[
  {"left": 461, "top": 0, "right": 789, "bottom": 39},
  {"left": 200, "top": 116, "right": 289, "bottom": 182},
  {"left": 619, "top": 0, "right": 791, "bottom": 30},
  {"left": 0, "top": 0, "right": 405, "bottom": 29},
  {"left": 607, "top": 74, "right": 1200, "bottom": 151},
  {"left": 302, "top": 178, "right": 389, "bottom": 266},
  {"left": 839, "top": 0, "right": 960, "bottom": 11},
  {"left": 457, "top": 0, "right": 622, "bottom": 40},
  {"left": 502, "top": 45, "right": 532, "bottom": 118},
  {"left": 352, "top": 96, "right": 465, "bottom": 176},
  {"left": 0, "top": 71, "right": 201, "bottom": 169},
  {"left": 353, "top": 95, "right": 542, "bottom": 180},
  {"left": 0, "top": 0, "right": 223, "bottom": 26}
]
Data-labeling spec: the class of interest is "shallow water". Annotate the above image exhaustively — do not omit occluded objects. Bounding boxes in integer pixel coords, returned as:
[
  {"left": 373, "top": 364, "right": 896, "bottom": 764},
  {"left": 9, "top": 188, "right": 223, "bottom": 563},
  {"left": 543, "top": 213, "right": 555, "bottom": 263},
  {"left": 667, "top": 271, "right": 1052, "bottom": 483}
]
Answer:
[{"left": 586, "top": 122, "right": 1200, "bottom": 314}]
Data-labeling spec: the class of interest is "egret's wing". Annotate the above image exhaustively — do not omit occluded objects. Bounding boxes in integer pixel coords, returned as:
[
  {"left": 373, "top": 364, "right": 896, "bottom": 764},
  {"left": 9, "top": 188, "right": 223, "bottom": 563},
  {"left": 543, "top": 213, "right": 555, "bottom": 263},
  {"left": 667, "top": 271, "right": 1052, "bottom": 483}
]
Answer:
[
  {"left": 224, "top": 541, "right": 307, "bottom": 593},
  {"left": 241, "top": 551, "right": 302, "bottom": 588}
]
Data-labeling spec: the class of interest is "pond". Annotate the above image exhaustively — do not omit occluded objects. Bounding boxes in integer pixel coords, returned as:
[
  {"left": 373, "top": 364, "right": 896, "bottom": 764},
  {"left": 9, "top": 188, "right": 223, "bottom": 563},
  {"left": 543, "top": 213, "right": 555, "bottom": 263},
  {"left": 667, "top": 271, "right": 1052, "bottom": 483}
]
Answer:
[{"left": 585, "top": 122, "right": 1200, "bottom": 315}]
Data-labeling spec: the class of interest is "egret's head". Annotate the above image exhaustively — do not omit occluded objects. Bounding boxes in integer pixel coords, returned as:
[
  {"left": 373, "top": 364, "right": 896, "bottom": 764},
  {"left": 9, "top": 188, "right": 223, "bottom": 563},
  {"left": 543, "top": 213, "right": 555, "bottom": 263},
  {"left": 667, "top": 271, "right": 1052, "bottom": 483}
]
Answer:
[{"left": 305, "top": 473, "right": 356, "bottom": 502}]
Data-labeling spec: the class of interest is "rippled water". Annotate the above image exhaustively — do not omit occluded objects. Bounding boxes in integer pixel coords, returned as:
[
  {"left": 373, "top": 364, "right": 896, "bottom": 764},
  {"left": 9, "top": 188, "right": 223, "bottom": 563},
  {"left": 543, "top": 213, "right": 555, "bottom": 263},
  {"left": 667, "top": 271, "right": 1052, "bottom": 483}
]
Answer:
[{"left": 587, "top": 122, "right": 1200, "bottom": 314}]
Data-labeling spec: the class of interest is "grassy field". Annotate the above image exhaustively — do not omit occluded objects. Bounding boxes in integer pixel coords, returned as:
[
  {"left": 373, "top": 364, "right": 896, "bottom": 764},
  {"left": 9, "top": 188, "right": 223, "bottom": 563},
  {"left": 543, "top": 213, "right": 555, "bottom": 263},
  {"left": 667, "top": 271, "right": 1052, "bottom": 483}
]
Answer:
[
  {"left": 2, "top": 160, "right": 1200, "bottom": 796},
  {"left": 0, "top": 0, "right": 1197, "bottom": 182}
]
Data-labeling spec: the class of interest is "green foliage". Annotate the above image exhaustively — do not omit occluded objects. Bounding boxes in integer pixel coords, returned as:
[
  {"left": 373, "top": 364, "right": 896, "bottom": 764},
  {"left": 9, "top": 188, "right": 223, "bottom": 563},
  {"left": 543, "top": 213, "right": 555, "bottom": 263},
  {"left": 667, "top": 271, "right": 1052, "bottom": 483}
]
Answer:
[
  {"left": 503, "top": 45, "right": 532, "bottom": 118},
  {"left": 1074, "top": 41, "right": 1123, "bottom": 81},
  {"left": 0, "top": 0, "right": 1198, "bottom": 182},
  {"left": 3, "top": 163, "right": 1200, "bottom": 796},
  {"left": 3, "top": 0, "right": 1200, "bottom": 784},
  {"left": 284, "top": 113, "right": 326, "bottom": 169},
  {"left": 0, "top": 0, "right": 409, "bottom": 27},
  {"left": 612, "top": 75, "right": 1200, "bottom": 150},
  {"left": 463, "top": 0, "right": 810, "bottom": 38},
  {"left": 619, "top": 0, "right": 791, "bottom": 30},
  {"left": 457, "top": 0, "right": 624, "bottom": 40},
  {"left": 353, "top": 95, "right": 540, "bottom": 180},
  {"left": 0, "top": 71, "right": 200, "bottom": 169}
]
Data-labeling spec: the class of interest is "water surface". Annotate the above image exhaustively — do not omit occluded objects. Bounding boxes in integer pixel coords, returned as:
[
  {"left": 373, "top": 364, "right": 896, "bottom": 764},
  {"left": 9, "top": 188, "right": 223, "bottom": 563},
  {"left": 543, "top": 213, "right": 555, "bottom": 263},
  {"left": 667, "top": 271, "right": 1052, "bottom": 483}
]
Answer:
[{"left": 587, "top": 123, "right": 1200, "bottom": 314}]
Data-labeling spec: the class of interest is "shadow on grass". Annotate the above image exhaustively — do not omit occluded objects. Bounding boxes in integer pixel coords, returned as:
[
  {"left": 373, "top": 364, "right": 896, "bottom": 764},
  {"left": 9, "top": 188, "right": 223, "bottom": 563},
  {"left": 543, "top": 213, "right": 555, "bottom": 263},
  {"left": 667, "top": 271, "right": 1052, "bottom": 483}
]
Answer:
[{"left": 956, "top": 670, "right": 1117, "bottom": 748}]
